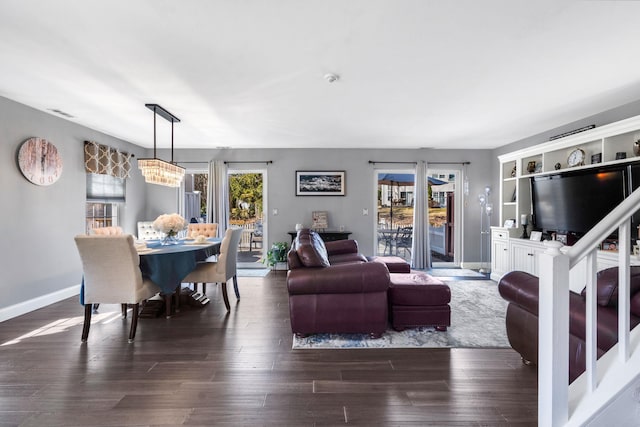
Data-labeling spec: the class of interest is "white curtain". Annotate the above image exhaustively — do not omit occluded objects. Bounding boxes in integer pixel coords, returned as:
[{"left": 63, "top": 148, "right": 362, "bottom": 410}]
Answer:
[
  {"left": 412, "top": 160, "right": 431, "bottom": 268},
  {"left": 208, "top": 160, "right": 229, "bottom": 236}
]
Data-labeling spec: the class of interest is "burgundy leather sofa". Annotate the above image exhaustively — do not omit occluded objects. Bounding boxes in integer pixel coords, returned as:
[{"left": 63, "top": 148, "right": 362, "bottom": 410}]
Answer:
[
  {"left": 287, "top": 229, "right": 390, "bottom": 337},
  {"left": 498, "top": 267, "right": 640, "bottom": 383}
]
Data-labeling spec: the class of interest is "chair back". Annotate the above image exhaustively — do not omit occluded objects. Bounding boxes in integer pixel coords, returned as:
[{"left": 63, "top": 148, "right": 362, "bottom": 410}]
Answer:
[
  {"left": 74, "top": 235, "right": 144, "bottom": 304},
  {"left": 216, "top": 228, "right": 243, "bottom": 279},
  {"left": 188, "top": 223, "right": 218, "bottom": 238},
  {"left": 92, "top": 226, "right": 123, "bottom": 235},
  {"left": 137, "top": 221, "right": 161, "bottom": 240}
]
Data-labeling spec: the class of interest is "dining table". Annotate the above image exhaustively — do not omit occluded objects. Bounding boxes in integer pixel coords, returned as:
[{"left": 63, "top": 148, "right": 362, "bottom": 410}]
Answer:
[{"left": 138, "top": 237, "right": 222, "bottom": 317}]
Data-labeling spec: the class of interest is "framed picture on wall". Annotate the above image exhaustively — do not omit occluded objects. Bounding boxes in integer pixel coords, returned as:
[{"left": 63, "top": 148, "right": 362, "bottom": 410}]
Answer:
[{"left": 296, "top": 171, "right": 346, "bottom": 196}]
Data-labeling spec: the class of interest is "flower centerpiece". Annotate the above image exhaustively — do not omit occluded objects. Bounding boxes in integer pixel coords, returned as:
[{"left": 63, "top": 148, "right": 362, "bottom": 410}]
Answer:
[{"left": 152, "top": 213, "right": 187, "bottom": 245}]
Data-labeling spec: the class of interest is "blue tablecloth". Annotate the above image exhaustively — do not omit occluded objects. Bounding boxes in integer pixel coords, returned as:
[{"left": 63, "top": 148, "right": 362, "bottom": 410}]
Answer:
[
  {"left": 139, "top": 239, "right": 221, "bottom": 294},
  {"left": 79, "top": 238, "right": 222, "bottom": 304}
]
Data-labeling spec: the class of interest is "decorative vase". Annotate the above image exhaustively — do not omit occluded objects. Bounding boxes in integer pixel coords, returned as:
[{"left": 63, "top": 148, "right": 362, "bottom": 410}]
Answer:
[{"left": 161, "top": 231, "right": 180, "bottom": 245}]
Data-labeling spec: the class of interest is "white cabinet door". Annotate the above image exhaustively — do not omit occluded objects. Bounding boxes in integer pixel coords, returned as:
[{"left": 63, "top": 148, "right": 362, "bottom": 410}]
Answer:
[
  {"left": 491, "top": 239, "right": 509, "bottom": 279},
  {"left": 510, "top": 240, "right": 544, "bottom": 276}
]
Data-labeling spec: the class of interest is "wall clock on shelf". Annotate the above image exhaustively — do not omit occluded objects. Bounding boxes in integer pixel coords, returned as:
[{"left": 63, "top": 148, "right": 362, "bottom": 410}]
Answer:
[
  {"left": 567, "top": 148, "right": 585, "bottom": 167},
  {"left": 17, "top": 137, "right": 63, "bottom": 186}
]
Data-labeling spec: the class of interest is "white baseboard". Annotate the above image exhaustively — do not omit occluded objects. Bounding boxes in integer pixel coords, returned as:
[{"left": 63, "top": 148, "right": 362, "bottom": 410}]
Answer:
[
  {"left": 460, "top": 261, "right": 484, "bottom": 270},
  {"left": 0, "top": 284, "right": 81, "bottom": 323}
]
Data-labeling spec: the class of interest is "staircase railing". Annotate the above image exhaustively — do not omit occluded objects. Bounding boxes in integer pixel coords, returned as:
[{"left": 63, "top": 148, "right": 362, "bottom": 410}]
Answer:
[{"left": 538, "top": 186, "right": 640, "bottom": 426}]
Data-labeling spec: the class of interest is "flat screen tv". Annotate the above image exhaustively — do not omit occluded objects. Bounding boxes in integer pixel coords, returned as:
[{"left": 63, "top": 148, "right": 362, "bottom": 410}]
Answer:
[{"left": 530, "top": 166, "right": 627, "bottom": 236}]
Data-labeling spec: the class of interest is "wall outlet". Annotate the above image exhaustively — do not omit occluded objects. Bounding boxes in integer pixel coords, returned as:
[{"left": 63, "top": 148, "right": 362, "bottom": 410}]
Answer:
[
  {"left": 362, "top": 209, "right": 368, "bottom": 216},
  {"left": 273, "top": 208, "right": 278, "bottom": 215}
]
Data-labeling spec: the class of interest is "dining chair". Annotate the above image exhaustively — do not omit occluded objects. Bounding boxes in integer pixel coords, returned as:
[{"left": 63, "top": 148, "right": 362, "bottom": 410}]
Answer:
[
  {"left": 74, "top": 234, "right": 161, "bottom": 343},
  {"left": 182, "top": 228, "right": 243, "bottom": 311},
  {"left": 394, "top": 226, "right": 413, "bottom": 259},
  {"left": 378, "top": 229, "right": 395, "bottom": 255},
  {"left": 137, "top": 221, "right": 162, "bottom": 240},
  {"left": 92, "top": 226, "right": 124, "bottom": 235},
  {"left": 250, "top": 221, "right": 263, "bottom": 250},
  {"left": 188, "top": 223, "right": 218, "bottom": 238}
]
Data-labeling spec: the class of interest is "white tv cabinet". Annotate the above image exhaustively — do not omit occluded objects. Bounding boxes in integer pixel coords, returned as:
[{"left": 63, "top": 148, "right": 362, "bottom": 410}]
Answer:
[{"left": 491, "top": 226, "right": 640, "bottom": 292}]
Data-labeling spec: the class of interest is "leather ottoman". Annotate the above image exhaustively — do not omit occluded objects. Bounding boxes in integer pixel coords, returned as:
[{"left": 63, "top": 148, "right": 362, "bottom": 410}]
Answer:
[
  {"left": 367, "top": 256, "right": 411, "bottom": 273},
  {"left": 388, "top": 271, "right": 451, "bottom": 331}
]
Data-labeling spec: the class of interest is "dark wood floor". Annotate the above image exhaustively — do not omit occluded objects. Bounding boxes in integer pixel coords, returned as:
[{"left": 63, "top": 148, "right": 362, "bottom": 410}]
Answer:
[{"left": 0, "top": 272, "right": 537, "bottom": 426}]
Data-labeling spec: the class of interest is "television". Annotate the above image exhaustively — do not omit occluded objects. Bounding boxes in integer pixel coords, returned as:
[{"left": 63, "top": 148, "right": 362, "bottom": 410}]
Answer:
[{"left": 530, "top": 166, "right": 628, "bottom": 237}]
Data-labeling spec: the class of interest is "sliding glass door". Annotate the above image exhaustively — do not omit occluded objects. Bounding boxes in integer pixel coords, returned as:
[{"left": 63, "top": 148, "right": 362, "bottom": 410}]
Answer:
[{"left": 375, "top": 169, "right": 415, "bottom": 261}]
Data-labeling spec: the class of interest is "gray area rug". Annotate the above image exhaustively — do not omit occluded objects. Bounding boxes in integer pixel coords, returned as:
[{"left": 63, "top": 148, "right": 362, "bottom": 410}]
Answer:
[{"left": 292, "top": 280, "right": 509, "bottom": 349}]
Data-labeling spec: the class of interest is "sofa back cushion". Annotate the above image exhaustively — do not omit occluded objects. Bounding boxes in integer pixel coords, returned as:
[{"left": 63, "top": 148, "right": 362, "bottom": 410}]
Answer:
[
  {"left": 581, "top": 266, "right": 640, "bottom": 307},
  {"left": 295, "top": 229, "right": 330, "bottom": 268}
]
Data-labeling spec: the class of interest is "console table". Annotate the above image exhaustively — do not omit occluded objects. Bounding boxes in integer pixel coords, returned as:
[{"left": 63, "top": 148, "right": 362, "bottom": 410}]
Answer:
[{"left": 288, "top": 230, "right": 352, "bottom": 243}]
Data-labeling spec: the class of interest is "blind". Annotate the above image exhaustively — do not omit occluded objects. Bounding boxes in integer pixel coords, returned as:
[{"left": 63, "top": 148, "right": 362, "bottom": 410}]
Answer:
[{"left": 86, "top": 173, "right": 126, "bottom": 202}]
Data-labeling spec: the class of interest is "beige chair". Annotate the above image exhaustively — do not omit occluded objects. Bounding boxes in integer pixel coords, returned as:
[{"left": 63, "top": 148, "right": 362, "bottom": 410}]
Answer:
[
  {"left": 92, "top": 226, "right": 124, "bottom": 235},
  {"left": 182, "top": 228, "right": 243, "bottom": 310},
  {"left": 74, "top": 235, "right": 160, "bottom": 342},
  {"left": 187, "top": 223, "right": 218, "bottom": 238},
  {"left": 137, "top": 221, "right": 162, "bottom": 240}
]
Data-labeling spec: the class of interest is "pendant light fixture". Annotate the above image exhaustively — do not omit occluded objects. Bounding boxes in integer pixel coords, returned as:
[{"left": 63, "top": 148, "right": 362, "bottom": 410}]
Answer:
[{"left": 137, "top": 104, "right": 185, "bottom": 187}]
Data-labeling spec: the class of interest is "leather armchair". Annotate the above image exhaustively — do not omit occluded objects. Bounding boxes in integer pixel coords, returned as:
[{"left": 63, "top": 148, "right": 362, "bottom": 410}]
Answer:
[{"left": 498, "top": 268, "right": 640, "bottom": 383}]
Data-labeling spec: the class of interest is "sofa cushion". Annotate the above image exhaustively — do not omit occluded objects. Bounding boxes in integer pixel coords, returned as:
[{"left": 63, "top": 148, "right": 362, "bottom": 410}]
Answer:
[
  {"left": 295, "top": 229, "right": 330, "bottom": 268},
  {"left": 581, "top": 266, "right": 640, "bottom": 307}
]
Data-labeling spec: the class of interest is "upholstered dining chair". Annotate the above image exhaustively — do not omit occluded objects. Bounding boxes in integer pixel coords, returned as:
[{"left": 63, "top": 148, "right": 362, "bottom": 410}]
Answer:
[
  {"left": 187, "top": 223, "right": 218, "bottom": 238},
  {"left": 92, "top": 226, "right": 124, "bottom": 235},
  {"left": 74, "top": 235, "right": 160, "bottom": 343},
  {"left": 182, "top": 228, "right": 243, "bottom": 311},
  {"left": 137, "top": 221, "right": 162, "bottom": 240}
]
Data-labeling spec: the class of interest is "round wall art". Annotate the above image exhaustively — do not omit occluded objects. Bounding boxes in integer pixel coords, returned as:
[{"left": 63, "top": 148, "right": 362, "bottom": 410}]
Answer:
[{"left": 17, "top": 137, "right": 63, "bottom": 186}]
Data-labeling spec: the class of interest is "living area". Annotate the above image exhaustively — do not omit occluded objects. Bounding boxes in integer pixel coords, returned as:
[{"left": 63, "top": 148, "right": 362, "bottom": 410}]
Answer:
[{"left": 4, "top": 1, "right": 640, "bottom": 425}]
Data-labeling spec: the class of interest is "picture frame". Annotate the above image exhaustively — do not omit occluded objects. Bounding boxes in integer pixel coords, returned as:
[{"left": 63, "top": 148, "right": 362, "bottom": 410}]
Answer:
[
  {"left": 296, "top": 171, "right": 345, "bottom": 196},
  {"left": 312, "top": 211, "right": 329, "bottom": 229},
  {"left": 529, "top": 231, "right": 542, "bottom": 241},
  {"left": 503, "top": 219, "right": 515, "bottom": 228}
]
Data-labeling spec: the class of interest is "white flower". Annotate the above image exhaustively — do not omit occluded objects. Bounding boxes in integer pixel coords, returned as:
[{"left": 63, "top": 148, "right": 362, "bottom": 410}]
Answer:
[{"left": 152, "top": 213, "right": 187, "bottom": 235}]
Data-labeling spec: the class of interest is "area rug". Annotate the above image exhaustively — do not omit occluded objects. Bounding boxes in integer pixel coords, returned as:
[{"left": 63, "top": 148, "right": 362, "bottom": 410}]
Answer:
[
  {"left": 237, "top": 269, "right": 271, "bottom": 277},
  {"left": 292, "top": 280, "right": 509, "bottom": 349}
]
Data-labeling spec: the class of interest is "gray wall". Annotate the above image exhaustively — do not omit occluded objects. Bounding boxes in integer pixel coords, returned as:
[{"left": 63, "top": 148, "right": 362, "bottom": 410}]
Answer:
[
  {"left": 0, "top": 96, "right": 149, "bottom": 312},
  {"left": 171, "top": 148, "right": 494, "bottom": 263}
]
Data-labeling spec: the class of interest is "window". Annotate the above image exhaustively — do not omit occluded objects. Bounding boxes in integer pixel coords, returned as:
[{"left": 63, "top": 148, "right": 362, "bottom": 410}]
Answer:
[{"left": 85, "top": 173, "right": 124, "bottom": 233}]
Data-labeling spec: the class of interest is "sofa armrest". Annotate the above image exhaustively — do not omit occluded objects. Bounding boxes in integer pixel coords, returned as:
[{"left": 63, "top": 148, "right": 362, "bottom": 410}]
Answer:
[
  {"left": 287, "top": 262, "right": 390, "bottom": 295},
  {"left": 324, "top": 239, "right": 358, "bottom": 256},
  {"left": 498, "top": 271, "right": 540, "bottom": 316}
]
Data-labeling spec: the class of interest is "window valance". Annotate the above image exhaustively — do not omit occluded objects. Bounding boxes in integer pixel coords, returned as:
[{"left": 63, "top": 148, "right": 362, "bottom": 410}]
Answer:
[{"left": 84, "top": 141, "right": 132, "bottom": 179}]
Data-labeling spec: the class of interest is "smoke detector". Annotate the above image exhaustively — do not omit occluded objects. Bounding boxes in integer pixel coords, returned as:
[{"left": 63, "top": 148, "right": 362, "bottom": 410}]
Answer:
[{"left": 324, "top": 73, "right": 339, "bottom": 83}]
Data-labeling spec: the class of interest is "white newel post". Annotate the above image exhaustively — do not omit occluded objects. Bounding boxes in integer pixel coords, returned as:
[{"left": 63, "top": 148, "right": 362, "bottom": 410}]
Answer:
[{"left": 538, "top": 240, "right": 570, "bottom": 426}]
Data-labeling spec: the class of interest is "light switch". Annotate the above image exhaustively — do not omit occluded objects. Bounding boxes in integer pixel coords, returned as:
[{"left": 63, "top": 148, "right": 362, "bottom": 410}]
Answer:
[
  {"left": 362, "top": 209, "right": 368, "bottom": 216},
  {"left": 273, "top": 208, "right": 278, "bottom": 215}
]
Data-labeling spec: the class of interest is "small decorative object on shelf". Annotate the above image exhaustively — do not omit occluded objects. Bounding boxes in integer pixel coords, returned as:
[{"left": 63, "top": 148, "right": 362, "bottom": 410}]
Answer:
[
  {"left": 520, "top": 214, "right": 529, "bottom": 239},
  {"left": 511, "top": 165, "right": 516, "bottom": 177},
  {"left": 591, "top": 153, "right": 602, "bottom": 164},
  {"left": 555, "top": 162, "right": 562, "bottom": 170},
  {"left": 527, "top": 161, "right": 536, "bottom": 173},
  {"left": 616, "top": 151, "right": 627, "bottom": 160},
  {"left": 152, "top": 213, "right": 187, "bottom": 245},
  {"left": 634, "top": 134, "right": 640, "bottom": 156}
]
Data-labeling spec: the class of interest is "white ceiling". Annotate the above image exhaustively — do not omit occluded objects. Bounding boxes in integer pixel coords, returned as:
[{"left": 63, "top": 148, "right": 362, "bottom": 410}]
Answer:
[{"left": 2, "top": 0, "right": 640, "bottom": 150}]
